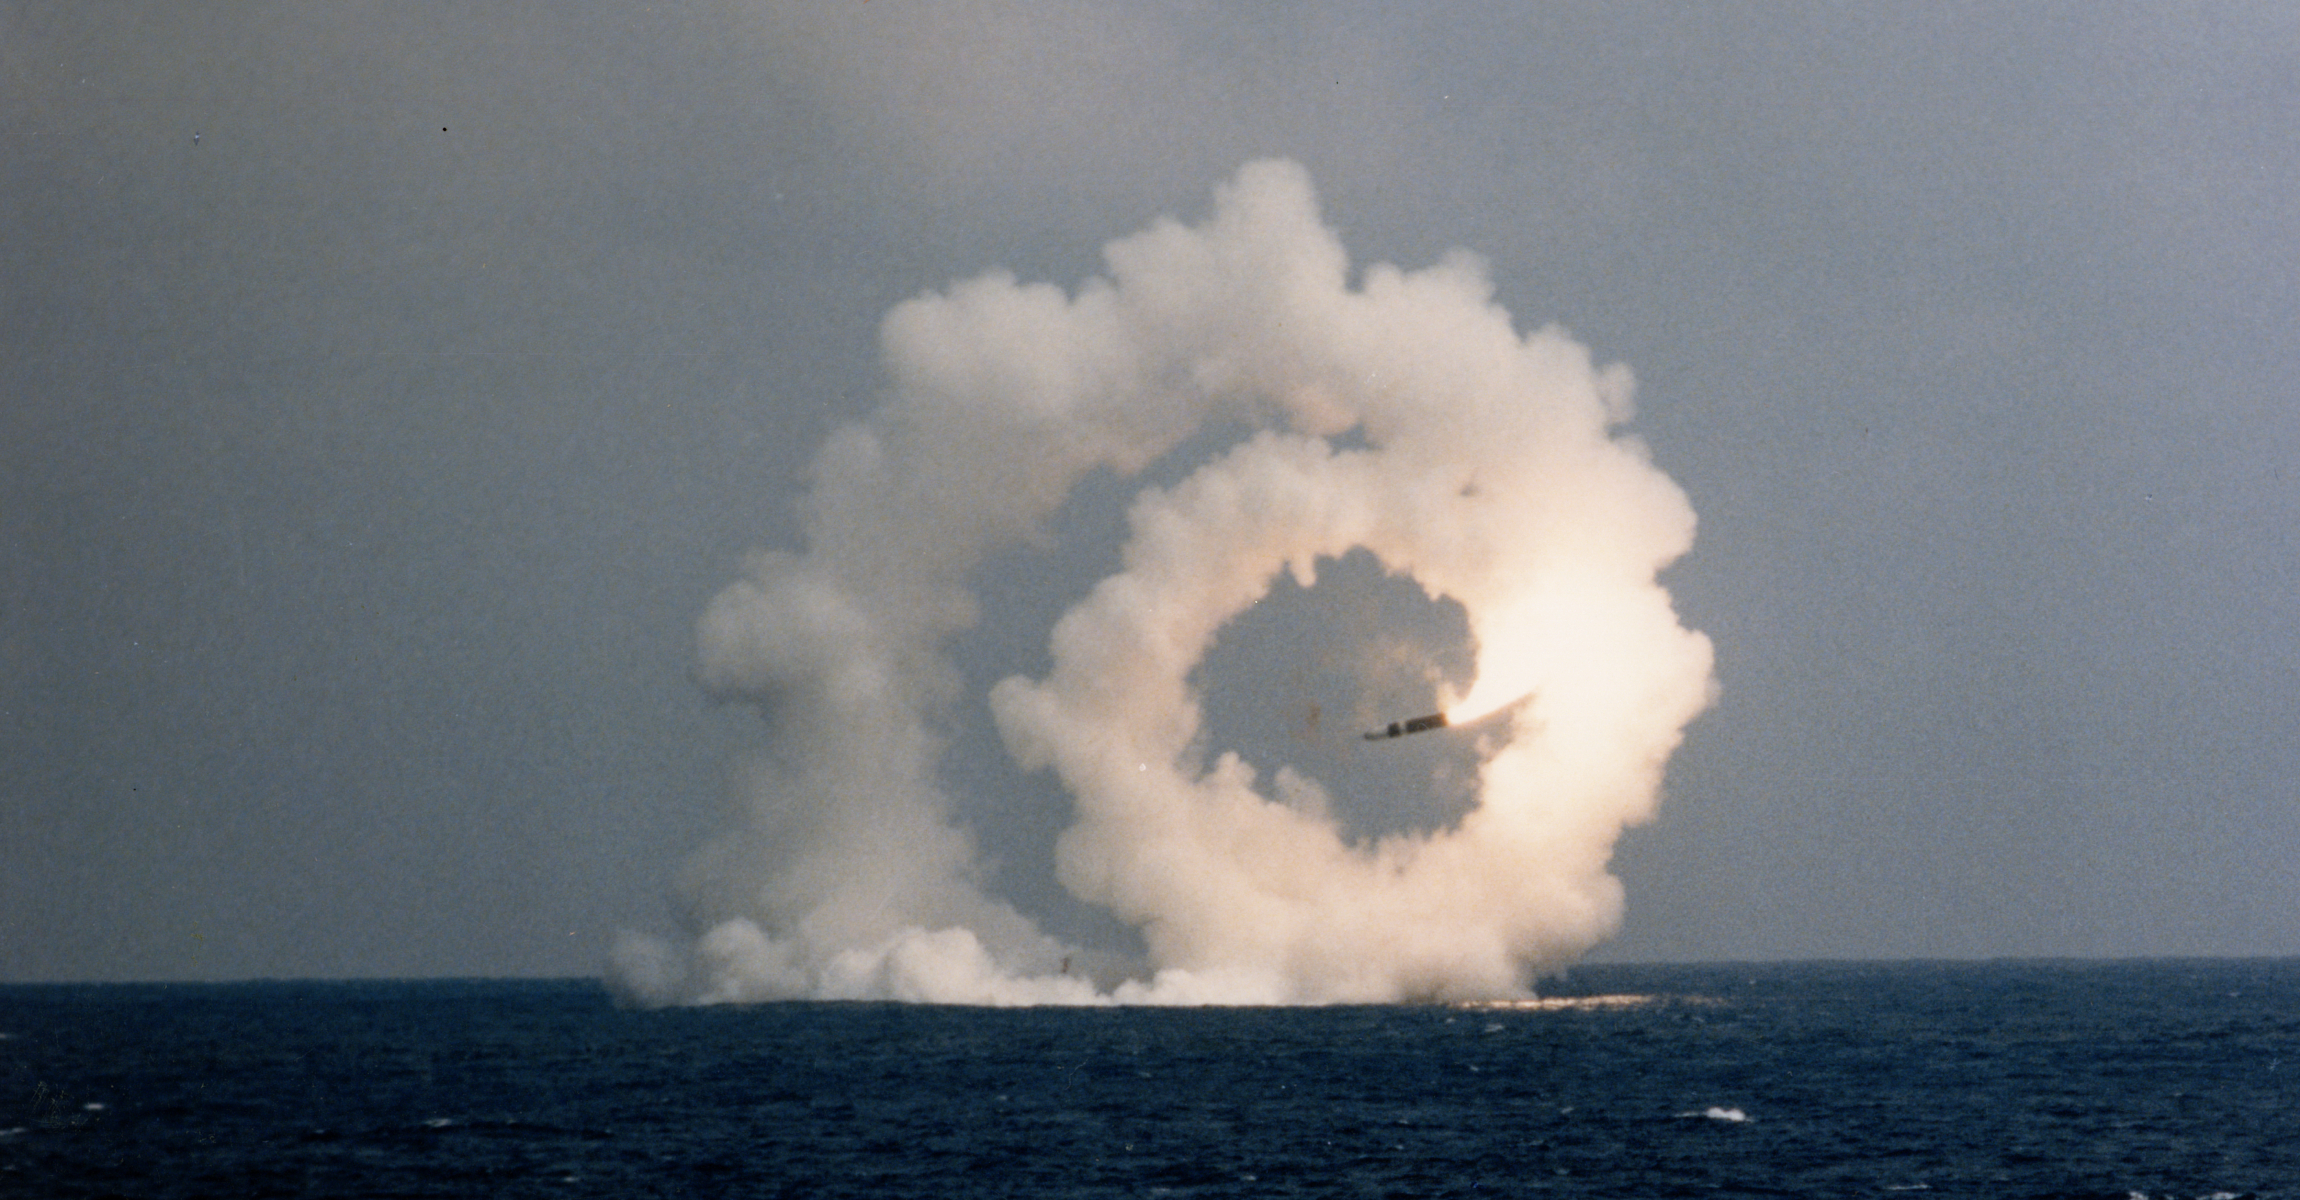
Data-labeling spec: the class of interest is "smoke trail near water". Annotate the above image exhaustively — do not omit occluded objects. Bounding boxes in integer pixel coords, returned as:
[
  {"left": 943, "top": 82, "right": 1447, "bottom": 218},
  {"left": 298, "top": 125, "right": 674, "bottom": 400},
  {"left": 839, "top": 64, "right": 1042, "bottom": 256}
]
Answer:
[{"left": 611, "top": 160, "right": 1714, "bottom": 1006}]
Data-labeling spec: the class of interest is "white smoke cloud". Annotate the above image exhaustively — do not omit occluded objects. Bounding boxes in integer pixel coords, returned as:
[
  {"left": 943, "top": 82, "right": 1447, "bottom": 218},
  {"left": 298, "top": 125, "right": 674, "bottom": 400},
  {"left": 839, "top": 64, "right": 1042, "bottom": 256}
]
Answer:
[{"left": 612, "top": 160, "right": 1713, "bottom": 1007}]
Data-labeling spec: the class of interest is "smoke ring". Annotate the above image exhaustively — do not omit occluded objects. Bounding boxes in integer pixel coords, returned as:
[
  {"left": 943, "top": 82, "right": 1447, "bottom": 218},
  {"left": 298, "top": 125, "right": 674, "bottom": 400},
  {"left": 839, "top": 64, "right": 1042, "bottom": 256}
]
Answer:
[{"left": 620, "top": 159, "right": 1714, "bottom": 1007}]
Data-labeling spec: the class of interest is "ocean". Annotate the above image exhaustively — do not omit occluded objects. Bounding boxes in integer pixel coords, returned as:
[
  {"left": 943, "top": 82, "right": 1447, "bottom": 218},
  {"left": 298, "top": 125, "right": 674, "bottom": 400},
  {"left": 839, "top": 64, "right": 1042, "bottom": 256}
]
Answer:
[{"left": 3, "top": 960, "right": 2292, "bottom": 1198}]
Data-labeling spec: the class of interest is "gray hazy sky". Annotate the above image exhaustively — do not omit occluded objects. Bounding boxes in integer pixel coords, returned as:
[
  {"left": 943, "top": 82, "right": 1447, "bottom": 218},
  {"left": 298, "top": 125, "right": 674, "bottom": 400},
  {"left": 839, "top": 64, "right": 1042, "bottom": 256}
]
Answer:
[{"left": 5, "top": 2, "right": 2295, "bottom": 982}]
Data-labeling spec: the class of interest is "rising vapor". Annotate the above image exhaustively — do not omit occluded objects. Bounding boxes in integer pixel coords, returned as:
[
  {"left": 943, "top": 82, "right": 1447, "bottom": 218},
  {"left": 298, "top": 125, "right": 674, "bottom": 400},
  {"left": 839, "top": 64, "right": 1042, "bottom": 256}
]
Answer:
[{"left": 611, "top": 160, "right": 1714, "bottom": 1006}]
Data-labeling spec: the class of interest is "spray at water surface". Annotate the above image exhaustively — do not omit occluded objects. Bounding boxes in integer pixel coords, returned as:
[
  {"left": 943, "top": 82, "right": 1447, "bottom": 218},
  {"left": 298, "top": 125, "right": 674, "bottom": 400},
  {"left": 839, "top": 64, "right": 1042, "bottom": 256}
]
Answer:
[{"left": 612, "top": 160, "right": 1714, "bottom": 1005}]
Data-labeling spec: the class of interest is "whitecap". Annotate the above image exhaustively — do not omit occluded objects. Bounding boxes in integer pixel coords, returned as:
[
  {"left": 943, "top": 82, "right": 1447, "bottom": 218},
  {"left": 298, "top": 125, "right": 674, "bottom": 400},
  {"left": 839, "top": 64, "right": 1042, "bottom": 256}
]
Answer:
[{"left": 1461, "top": 994, "right": 1673, "bottom": 1012}]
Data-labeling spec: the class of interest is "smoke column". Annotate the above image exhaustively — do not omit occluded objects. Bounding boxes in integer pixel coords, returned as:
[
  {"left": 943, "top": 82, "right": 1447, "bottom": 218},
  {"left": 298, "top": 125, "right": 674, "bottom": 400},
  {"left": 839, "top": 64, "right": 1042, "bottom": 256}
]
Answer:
[{"left": 612, "top": 160, "right": 1714, "bottom": 1006}]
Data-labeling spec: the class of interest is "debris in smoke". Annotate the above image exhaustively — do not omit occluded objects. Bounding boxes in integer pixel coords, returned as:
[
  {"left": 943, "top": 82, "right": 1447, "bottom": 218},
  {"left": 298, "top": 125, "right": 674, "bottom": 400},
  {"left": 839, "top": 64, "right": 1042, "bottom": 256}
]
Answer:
[{"left": 614, "top": 159, "right": 1714, "bottom": 1006}]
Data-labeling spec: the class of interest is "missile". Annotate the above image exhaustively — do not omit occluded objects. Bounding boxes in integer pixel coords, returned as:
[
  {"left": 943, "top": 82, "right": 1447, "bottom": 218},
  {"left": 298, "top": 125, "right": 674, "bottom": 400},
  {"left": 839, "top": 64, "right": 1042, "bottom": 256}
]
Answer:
[
  {"left": 1362, "top": 712, "right": 1448, "bottom": 741},
  {"left": 1359, "top": 692, "right": 1537, "bottom": 743}
]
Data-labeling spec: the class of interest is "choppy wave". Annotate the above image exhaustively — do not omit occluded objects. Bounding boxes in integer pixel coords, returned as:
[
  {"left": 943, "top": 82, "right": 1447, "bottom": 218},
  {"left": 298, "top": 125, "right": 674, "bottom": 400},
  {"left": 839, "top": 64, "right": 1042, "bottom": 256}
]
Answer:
[{"left": 2, "top": 961, "right": 2294, "bottom": 1197}]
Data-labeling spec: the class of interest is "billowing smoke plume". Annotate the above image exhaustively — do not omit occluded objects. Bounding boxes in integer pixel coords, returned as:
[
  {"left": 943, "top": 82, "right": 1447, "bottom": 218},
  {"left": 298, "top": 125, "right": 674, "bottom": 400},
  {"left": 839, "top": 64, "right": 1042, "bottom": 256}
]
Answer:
[{"left": 612, "top": 160, "right": 1713, "bottom": 1006}]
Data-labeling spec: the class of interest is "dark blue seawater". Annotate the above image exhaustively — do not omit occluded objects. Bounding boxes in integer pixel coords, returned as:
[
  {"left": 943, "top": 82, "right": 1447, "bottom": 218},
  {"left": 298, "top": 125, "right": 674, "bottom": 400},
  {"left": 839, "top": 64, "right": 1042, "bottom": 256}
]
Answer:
[{"left": 4, "top": 960, "right": 2294, "bottom": 1198}]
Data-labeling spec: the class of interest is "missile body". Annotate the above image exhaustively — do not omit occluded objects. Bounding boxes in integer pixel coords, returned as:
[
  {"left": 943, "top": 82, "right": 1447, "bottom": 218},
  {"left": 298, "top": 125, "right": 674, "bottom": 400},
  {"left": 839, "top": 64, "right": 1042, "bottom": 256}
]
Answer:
[
  {"left": 1363, "top": 712, "right": 1448, "bottom": 741},
  {"left": 1361, "top": 692, "right": 1536, "bottom": 744}
]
